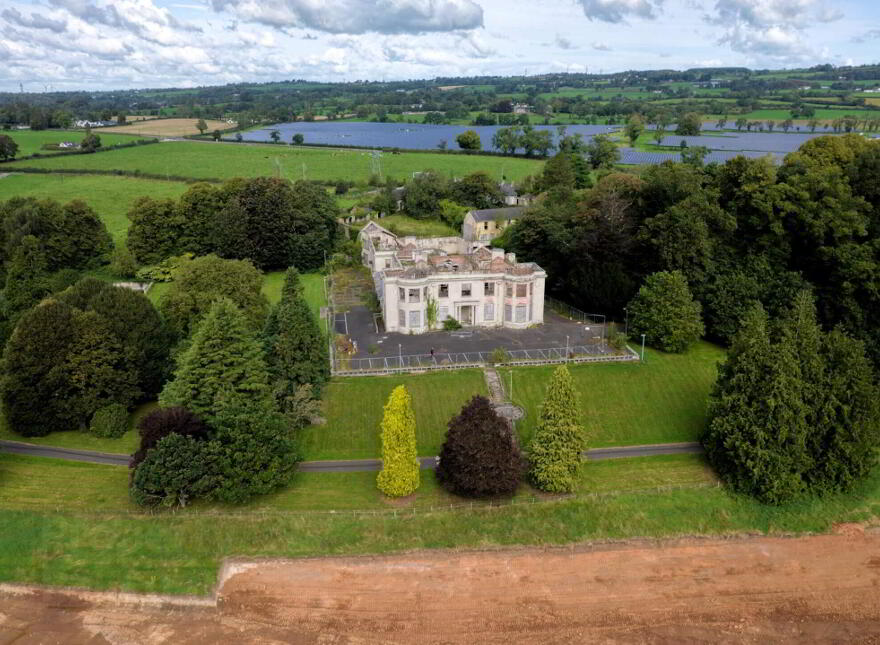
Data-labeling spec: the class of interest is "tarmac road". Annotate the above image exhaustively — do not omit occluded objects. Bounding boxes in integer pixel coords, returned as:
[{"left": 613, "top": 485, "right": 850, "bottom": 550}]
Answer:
[{"left": 0, "top": 439, "right": 703, "bottom": 471}]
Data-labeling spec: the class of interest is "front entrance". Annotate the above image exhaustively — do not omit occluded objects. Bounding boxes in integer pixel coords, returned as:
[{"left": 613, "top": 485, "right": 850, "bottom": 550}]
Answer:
[{"left": 458, "top": 305, "right": 474, "bottom": 325}]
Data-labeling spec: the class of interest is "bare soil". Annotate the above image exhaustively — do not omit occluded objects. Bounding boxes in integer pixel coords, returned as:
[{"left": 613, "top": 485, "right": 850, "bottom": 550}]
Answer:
[
  {"left": 3, "top": 531, "right": 880, "bottom": 644},
  {"left": 98, "top": 118, "right": 231, "bottom": 137}
]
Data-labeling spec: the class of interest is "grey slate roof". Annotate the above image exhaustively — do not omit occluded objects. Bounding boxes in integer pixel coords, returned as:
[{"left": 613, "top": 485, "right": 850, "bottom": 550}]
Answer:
[{"left": 469, "top": 206, "right": 527, "bottom": 223}]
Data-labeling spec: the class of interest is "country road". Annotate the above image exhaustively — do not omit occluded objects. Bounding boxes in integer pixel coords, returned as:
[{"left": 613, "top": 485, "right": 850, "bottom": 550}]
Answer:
[{"left": 0, "top": 439, "right": 704, "bottom": 470}]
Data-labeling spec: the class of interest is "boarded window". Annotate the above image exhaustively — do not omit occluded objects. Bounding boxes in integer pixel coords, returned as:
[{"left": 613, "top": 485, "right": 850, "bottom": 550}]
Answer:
[
  {"left": 516, "top": 283, "right": 527, "bottom": 297},
  {"left": 409, "top": 310, "right": 421, "bottom": 328},
  {"left": 515, "top": 305, "right": 527, "bottom": 322},
  {"left": 484, "top": 303, "right": 494, "bottom": 321},
  {"left": 398, "top": 287, "right": 405, "bottom": 302},
  {"left": 439, "top": 283, "right": 449, "bottom": 298},
  {"left": 461, "top": 283, "right": 472, "bottom": 297},
  {"left": 505, "top": 283, "right": 513, "bottom": 297}
]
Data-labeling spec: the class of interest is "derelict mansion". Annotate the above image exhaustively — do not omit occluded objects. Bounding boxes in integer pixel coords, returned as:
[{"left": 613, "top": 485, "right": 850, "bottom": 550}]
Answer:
[{"left": 358, "top": 213, "right": 546, "bottom": 334}]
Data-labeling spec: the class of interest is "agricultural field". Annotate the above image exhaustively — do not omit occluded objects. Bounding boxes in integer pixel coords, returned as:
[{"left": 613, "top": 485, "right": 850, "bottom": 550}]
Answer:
[
  {"left": 0, "top": 449, "right": 877, "bottom": 595},
  {"left": 6, "top": 141, "right": 544, "bottom": 183},
  {"left": 0, "top": 129, "right": 146, "bottom": 158},
  {"left": 0, "top": 173, "right": 192, "bottom": 243},
  {"left": 98, "top": 118, "right": 231, "bottom": 137}
]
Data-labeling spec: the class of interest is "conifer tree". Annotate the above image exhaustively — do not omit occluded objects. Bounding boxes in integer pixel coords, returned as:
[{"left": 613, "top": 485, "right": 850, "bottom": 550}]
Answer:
[
  {"left": 1, "top": 300, "right": 77, "bottom": 436},
  {"left": 377, "top": 385, "right": 420, "bottom": 497},
  {"left": 528, "top": 365, "right": 585, "bottom": 493},
  {"left": 702, "top": 303, "right": 811, "bottom": 503},
  {"left": 159, "top": 298, "right": 272, "bottom": 422},
  {"left": 2, "top": 235, "right": 49, "bottom": 321},
  {"left": 436, "top": 395, "right": 524, "bottom": 497},
  {"left": 263, "top": 267, "right": 328, "bottom": 402}
]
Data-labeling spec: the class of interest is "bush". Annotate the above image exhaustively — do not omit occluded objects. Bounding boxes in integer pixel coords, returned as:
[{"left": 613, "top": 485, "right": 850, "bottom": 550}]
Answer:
[
  {"left": 443, "top": 317, "right": 462, "bottom": 331},
  {"left": 377, "top": 385, "right": 420, "bottom": 497},
  {"left": 435, "top": 395, "right": 525, "bottom": 497},
  {"left": 89, "top": 403, "right": 130, "bottom": 438},
  {"left": 627, "top": 270, "right": 704, "bottom": 353},
  {"left": 489, "top": 347, "right": 509, "bottom": 364},
  {"left": 135, "top": 252, "right": 194, "bottom": 283},
  {"left": 131, "top": 406, "right": 210, "bottom": 470},
  {"left": 130, "top": 433, "right": 222, "bottom": 507},
  {"left": 110, "top": 246, "right": 138, "bottom": 278},
  {"left": 528, "top": 365, "right": 585, "bottom": 493}
]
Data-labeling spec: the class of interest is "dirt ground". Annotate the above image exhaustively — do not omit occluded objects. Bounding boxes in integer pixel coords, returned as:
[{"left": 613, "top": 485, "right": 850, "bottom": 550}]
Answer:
[{"left": 2, "top": 530, "right": 880, "bottom": 644}]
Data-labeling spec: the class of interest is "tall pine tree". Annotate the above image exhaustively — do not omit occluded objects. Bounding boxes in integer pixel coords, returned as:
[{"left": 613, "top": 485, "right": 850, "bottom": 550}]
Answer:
[
  {"left": 263, "top": 267, "right": 329, "bottom": 404},
  {"left": 159, "top": 298, "right": 272, "bottom": 421},
  {"left": 377, "top": 385, "right": 420, "bottom": 497},
  {"left": 528, "top": 365, "right": 585, "bottom": 493}
]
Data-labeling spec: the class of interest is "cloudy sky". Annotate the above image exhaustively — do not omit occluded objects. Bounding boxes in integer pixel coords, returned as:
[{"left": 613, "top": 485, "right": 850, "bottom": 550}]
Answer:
[{"left": 1, "top": 0, "right": 879, "bottom": 92}]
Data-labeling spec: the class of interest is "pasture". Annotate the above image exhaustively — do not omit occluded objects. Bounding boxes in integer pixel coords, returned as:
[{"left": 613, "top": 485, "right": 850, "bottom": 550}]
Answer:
[
  {"left": 0, "top": 129, "right": 146, "bottom": 158},
  {"left": 0, "top": 173, "right": 192, "bottom": 244},
  {"left": 6, "top": 141, "right": 545, "bottom": 182},
  {"left": 98, "top": 118, "right": 231, "bottom": 137}
]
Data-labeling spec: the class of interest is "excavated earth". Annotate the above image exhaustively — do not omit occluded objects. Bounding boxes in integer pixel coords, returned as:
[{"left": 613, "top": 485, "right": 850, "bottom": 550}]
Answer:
[{"left": 2, "top": 528, "right": 880, "bottom": 644}]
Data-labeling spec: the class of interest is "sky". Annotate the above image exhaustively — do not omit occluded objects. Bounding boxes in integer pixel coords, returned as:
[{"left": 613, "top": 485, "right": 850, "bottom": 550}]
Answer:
[{"left": 1, "top": 0, "right": 879, "bottom": 92}]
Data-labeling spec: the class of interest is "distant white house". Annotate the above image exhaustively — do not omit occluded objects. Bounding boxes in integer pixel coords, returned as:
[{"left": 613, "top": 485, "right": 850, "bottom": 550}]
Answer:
[{"left": 74, "top": 119, "right": 115, "bottom": 128}]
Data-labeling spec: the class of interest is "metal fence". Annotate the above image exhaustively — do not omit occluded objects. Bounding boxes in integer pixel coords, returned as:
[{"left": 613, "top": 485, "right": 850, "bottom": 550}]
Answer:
[{"left": 331, "top": 343, "right": 638, "bottom": 375}]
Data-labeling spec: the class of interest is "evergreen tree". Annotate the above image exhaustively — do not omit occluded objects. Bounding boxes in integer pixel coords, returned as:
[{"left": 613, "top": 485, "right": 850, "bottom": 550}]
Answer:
[
  {"left": 2, "top": 235, "right": 49, "bottom": 321},
  {"left": 1, "top": 300, "right": 77, "bottom": 436},
  {"left": 263, "top": 267, "right": 328, "bottom": 403},
  {"left": 702, "top": 303, "right": 811, "bottom": 504},
  {"left": 377, "top": 385, "right": 420, "bottom": 497},
  {"left": 435, "top": 395, "right": 525, "bottom": 497},
  {"left": 131, "top": 406, "right": 210, "bottom": 470},
  {"left": 159, "top": 298, "right": 273, "bottom": 422},
  {"left": 131, "top": 433, "right": 222, "bottom": 507},
  {"left": 528, "top": 365, "right": 585, "bottom": 493},
  {"left": 60, "top": 310, "right": 140, "bottom": 428},
  {"left": 159, "top": 254, "right": 268, "bottom": 337},
  {"left": 627, "top": 270, "right": 705, "bottom": 352}
]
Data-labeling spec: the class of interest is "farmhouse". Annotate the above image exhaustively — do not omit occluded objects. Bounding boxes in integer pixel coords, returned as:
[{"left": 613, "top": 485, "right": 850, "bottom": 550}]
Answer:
[
  {"left": 358, "top": 220, "right": 545, "bottom": 334},
  {"left": 462, "top": 206, "right": 526, "bottom": 242}
]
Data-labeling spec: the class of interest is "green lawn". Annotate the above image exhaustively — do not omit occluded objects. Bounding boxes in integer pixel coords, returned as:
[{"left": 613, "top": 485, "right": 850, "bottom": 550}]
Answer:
[
  {"left": 0, "top": 402, "right": 153, "bottom": 454},
  {"left": 262, "top": 270, "right": 327, "bottom": 331},
  {"left": 300, "top": 369, "right": 488, "bottom": 460},
  {"left": 351, "top": 214, "right": 458, "bottom": 238},
  {"left": 7, "top": 141, "right": 544, "bottom": 183},
  {"left": 0, "top": 450, "right": 877, "bottom": 595},
  {"left": 505, "top": 341, "right": 725, "bottom": 448},
  {"left": 0, "top": 174, "right": 192, "bottom": 244},
  {"left": 1, "top": 129, "right": 146, "bottom": 158}
]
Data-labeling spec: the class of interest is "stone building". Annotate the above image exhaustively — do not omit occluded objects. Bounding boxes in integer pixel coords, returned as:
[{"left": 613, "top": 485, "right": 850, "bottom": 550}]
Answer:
[{"left": 358, "top": 220, "right": 545, "bottom": 334}]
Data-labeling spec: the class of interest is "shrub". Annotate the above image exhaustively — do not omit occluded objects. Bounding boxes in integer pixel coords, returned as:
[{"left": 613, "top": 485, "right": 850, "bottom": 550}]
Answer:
[
  {"left": 130, "top": 433, "right": 222, "bottom": 507},
  {"left": 528, "top": 365, "right": 585, "bottom": 493},
  {"left": 489, "top": 347, "right": 509, "bottom": 364},
  {"left": 89, "top": 403, "right": 130, "bottom": 438},
  {"left": 443, "top": 317, "right": 462, "bottom": 331},
  {"left": 110, "top": 246, "right": 138, "bottom": 278},
  {"left": 435, "top": 395, "right": 524, "bottom": 497},
  {"left": 131, "top": 406, "right": 210, "bottom": 470},
  {"left": 627, "top": 270, "right": 704, "bottom": 353},
  {"left": 377, "top": 385, "right": 420, "bottom": 497}
]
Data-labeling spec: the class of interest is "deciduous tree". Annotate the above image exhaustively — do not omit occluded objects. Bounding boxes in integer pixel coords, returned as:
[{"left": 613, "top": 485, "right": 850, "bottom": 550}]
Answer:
[{"left": 626, "top": 271, "right": 704, "bottom": 352}]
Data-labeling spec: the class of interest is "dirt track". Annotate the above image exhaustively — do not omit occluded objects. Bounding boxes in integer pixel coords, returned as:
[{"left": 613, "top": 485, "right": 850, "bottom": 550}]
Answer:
[{"left": 2, "top": 529, "right": 880, "bottom": 644}]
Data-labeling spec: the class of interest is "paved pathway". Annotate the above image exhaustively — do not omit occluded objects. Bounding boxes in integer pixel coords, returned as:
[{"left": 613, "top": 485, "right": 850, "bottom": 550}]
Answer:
[
  {"left": 0, "top": 439, "right": 703, "bottom": 470},
  {"left": 483, "top": 366, "right": 525, "bottom": 422}
]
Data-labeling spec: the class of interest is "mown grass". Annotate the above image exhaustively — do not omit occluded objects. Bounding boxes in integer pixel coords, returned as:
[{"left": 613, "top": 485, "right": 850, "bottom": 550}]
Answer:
[
  {"left": 262, "top": 270, "right": 328, "bottom": 331},
  {"left": 0, "top": 173, "right": 192, "bottom": 244},
  {"left": 0, "top": 451, "right": 876, "bottom": 595},
  {"left": 0, "top": 402, "right": 153, "bottom": 455},
  {"left": 505, "top": 341, "right": 724, "bottom": 448},
  {"left": 0, "top": 129, "right": 145, "bottom": 158},
  {"left": 301, "top": 369, "right": 488, "bottom": 460},
  {"left": 351, "top": 214, "right": 458, "bottom": 238},
  {"left": 7, "top": 141, "right": 544, "bottom": 183}
]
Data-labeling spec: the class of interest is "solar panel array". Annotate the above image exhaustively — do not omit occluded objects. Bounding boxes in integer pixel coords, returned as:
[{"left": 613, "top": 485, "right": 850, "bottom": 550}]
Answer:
[
  {"left": 652, "top": 133, "right": 827, "bottom": 153},
  {"left": 619, "top": 148, "right": 786, "bottom": 165}
]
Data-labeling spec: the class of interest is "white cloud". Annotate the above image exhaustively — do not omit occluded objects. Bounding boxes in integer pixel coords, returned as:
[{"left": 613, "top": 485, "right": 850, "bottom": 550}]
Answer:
[
  {"left": 592, "top": 41, "right": 612, "bottom": 51},
  {"left": 577, "top": 0, "right": 662, "bottom": 23},
  {"left": 209, "top": 0, "right": 484, "bottom": 34}
]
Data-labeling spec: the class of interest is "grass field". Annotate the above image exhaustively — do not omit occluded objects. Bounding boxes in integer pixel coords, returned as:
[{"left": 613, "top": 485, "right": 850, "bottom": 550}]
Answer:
[
  {"left": 0, "top": 450, "right": 877, "bottom": 595},
  {"left": 262, "top": 270, "right": 327, "bottom": 329},
  {"left": 300, "top": 370, "right": 488, "bottom": 460},
  {"left": 0, "top": 174, "right": 192, "bottom": 243},
  {"left": 350, "top": 214, "right": 458, "bottom": 237},
  {"left": 505, "top": 342, "right": 724, "bottom": 448},
  {"left": 99, "top": 118, "right": 230, "bottom": 137},
  {"left": 7, "top": 141, "right": 545, "bottom": 183},
  {"left": 0, "top": 129, "right": 146, "bottom": 158}
]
